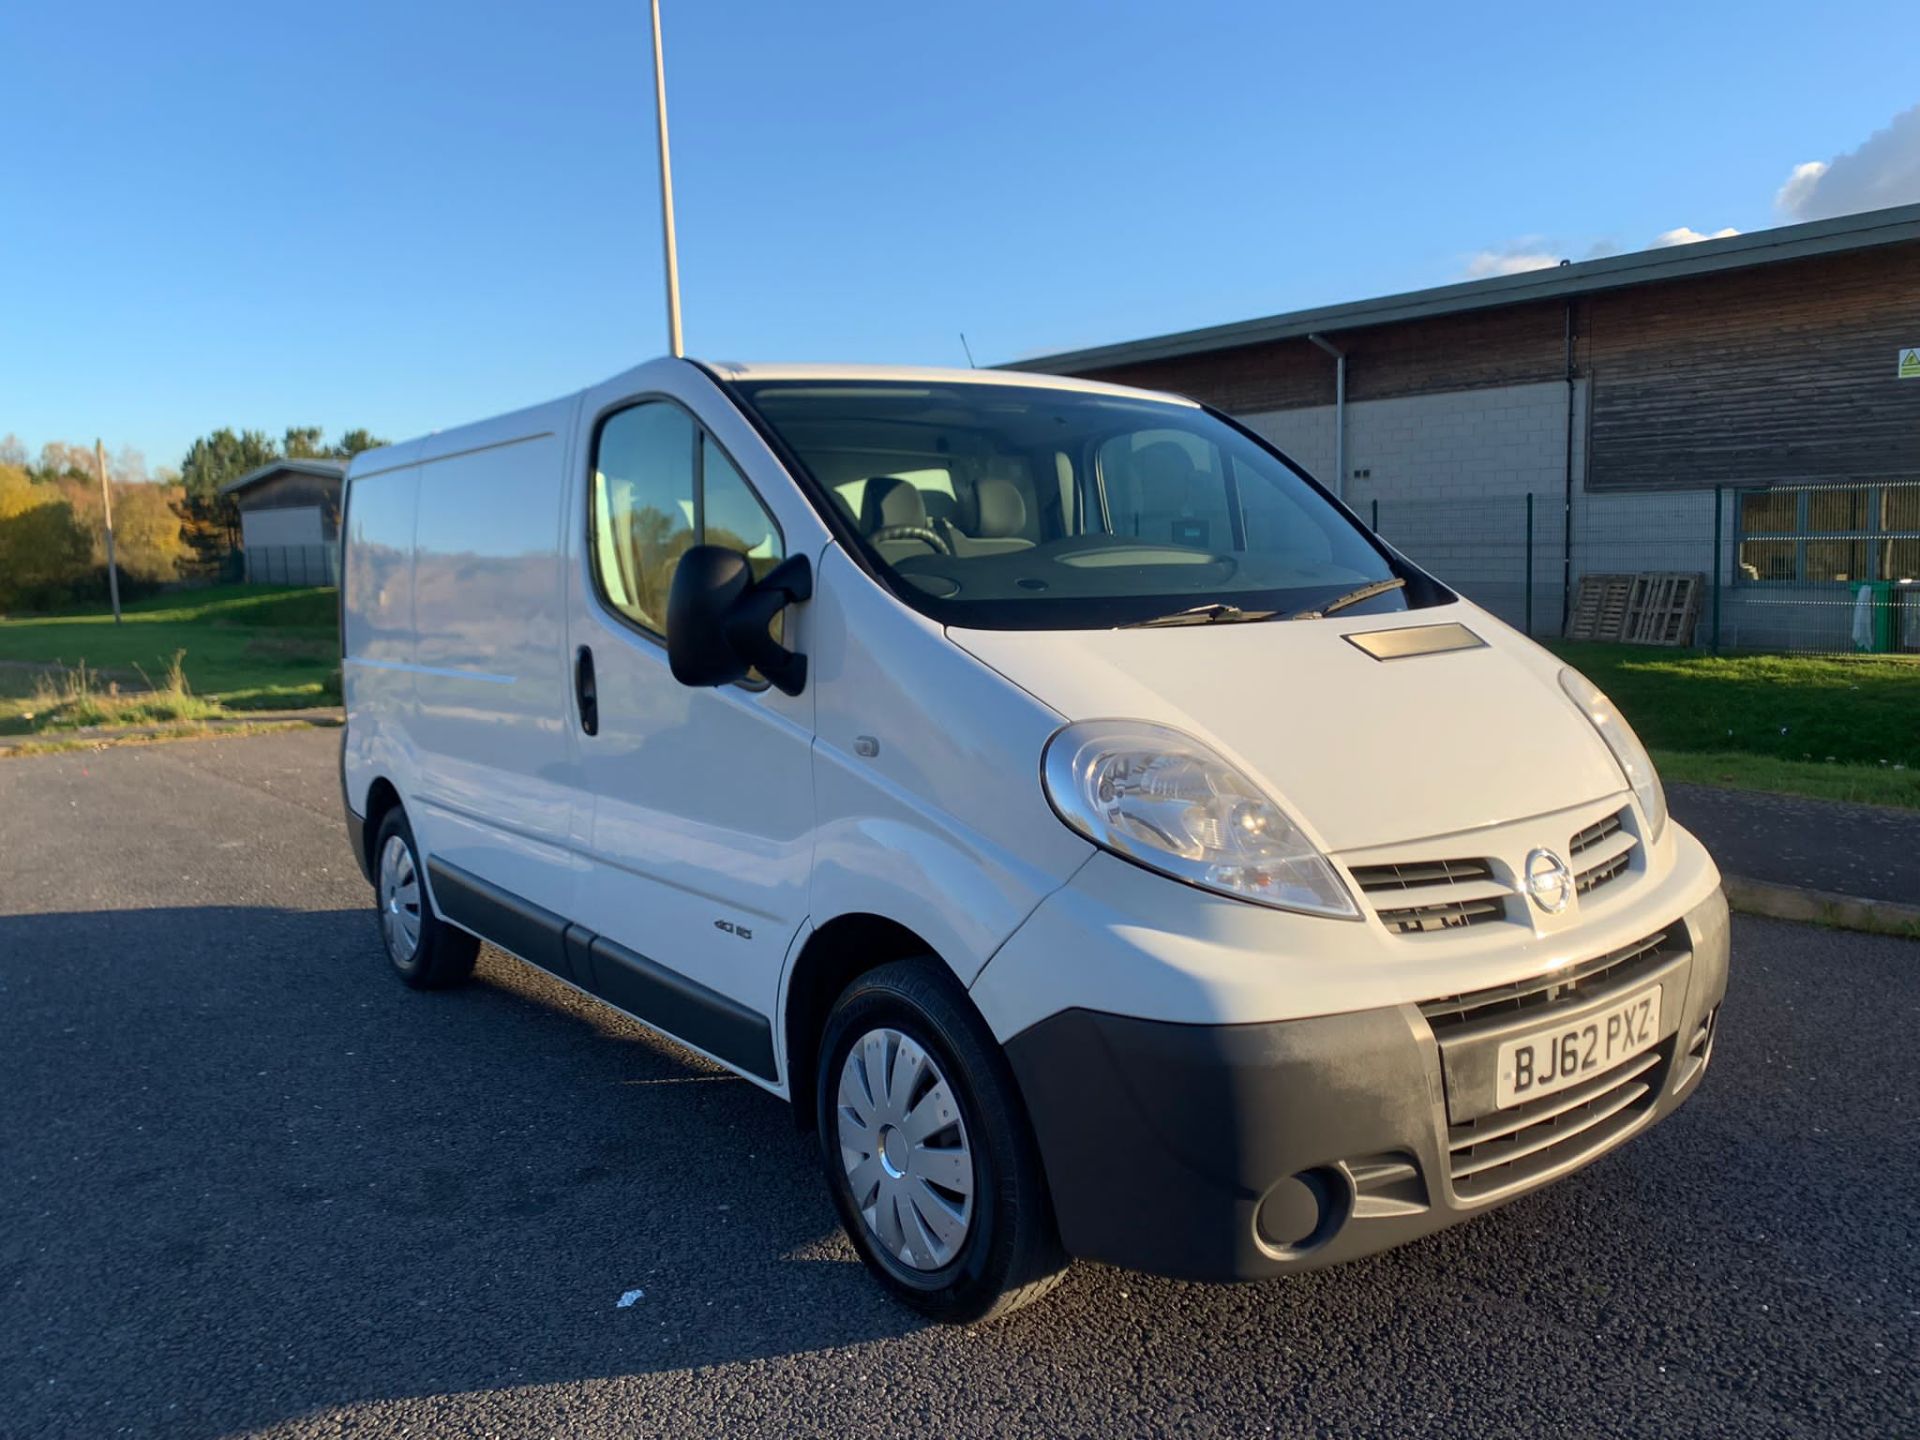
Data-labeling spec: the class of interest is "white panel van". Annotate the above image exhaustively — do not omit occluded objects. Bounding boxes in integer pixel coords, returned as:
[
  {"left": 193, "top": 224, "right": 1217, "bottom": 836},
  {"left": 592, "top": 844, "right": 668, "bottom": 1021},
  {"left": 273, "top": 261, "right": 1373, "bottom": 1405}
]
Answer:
[{"left": 340, "top": 358, "right": 1728, "bottom": 1322}]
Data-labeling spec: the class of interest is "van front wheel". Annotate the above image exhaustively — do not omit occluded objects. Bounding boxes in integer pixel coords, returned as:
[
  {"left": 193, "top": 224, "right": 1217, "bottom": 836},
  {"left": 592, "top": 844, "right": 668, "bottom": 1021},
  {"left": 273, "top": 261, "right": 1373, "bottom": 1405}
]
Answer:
[
  {"left": 372, "top": 809, "right": 478, "bottom": 990},
  {"left": 816, "top": 958, "right": 1067, "bottom": 1323}
]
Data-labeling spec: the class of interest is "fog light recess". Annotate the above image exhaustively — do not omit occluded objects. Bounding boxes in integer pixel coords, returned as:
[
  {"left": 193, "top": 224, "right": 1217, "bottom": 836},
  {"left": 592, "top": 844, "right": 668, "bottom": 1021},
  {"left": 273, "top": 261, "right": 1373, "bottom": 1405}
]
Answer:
[{"left": 1254, "top": 1166, "right": 1352, "bottom": 1258}]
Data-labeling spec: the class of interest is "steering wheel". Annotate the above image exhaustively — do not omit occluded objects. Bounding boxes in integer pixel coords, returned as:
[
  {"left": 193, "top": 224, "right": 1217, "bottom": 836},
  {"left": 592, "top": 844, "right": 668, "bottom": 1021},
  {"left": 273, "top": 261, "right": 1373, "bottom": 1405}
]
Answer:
[{"left": 870, "top": 524, "right": 952, "bottom": 556}]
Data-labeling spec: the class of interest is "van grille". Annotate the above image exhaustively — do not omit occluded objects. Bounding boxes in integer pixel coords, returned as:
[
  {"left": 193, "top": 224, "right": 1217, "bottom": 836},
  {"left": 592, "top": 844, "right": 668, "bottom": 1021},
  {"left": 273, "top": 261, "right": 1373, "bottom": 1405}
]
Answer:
[
  {"left": 1568, "top": 810, "right": 1624, "bottom": 856},
  {"left": 1418, "top": 926, "right": 1682, "bottom": 1035},
  {"left": 1350, "top": 858, "right": 1507, "bottom": 935},
  {"left": 1445, "top": 1045, "right": 1669, "bottom": 1199},
  {"left": 1569, "top": 807, "right": 1636, "bottom": 899}
]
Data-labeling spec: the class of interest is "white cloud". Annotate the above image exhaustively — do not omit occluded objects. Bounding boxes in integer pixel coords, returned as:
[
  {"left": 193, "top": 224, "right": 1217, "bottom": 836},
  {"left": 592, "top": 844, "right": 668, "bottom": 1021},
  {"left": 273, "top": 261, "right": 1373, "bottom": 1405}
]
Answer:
[
  {"left": 1774, "top": 161, "right": 1829, "bottom": 215},
  {"left": 1462, "top": 224, "right": 1740, "bottom": 279},
  {"left": 1463, "top": 246, "right": 1562, "bottom": 278},
  {"left": 1776, "top": 103, "right": 1920, "bottom": 219},
  {"left": 1458, "top": 103, "right": 1920, "bottom": 286},
  {"left": 1653, "top": 225, "right": 1741, "bottom": 246}
]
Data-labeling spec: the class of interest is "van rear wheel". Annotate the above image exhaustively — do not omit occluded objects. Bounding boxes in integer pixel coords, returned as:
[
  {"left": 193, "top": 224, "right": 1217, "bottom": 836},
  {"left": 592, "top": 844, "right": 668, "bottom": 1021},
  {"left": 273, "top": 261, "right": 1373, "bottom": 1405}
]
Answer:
[
  {"left": 372, "top": 808, "right": 478, "bottom": 990},
  {"left": 816, "top": 958, "right": 1067, "bottom": 1323}
]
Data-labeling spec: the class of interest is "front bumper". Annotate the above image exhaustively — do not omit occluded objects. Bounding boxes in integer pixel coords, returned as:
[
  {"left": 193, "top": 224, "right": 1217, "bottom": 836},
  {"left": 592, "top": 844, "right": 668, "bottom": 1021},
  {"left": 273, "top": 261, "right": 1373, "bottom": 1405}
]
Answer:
[{"left": 1003, "top": 886, "right": 1730, "bottom": 1281}]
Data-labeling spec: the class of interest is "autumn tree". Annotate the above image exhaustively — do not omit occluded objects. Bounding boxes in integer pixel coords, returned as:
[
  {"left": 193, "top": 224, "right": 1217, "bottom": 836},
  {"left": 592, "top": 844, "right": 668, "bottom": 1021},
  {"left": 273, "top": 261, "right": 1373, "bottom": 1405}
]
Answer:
[{"left": 0, "top": 465, "right": 92, "bottom": 610}]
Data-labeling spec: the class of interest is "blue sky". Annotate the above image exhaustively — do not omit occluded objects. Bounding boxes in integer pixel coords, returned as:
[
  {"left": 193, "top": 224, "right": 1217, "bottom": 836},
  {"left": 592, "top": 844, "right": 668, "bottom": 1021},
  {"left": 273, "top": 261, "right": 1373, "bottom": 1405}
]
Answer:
[{"left": 3, "top": 0, "right": 1917, "bottom": 474}]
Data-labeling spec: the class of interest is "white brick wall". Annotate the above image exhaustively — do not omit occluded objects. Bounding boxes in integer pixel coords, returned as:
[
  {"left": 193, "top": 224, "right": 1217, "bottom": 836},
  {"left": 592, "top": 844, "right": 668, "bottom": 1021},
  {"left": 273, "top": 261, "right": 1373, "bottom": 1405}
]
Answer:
[
  {"left": 1235, "top": 382, "right": 1855, "bottom": 649},
  {"left": 1242, "top": 382, "right": 1589, "bottom": 627}
]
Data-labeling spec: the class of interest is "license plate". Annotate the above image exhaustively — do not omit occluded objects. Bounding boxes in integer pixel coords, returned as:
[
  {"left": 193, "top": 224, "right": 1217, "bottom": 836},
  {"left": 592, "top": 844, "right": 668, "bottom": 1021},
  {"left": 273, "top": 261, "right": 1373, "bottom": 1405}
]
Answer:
[{"left": 1495, "top": 984, "right": 1662, "bottom": 1109}]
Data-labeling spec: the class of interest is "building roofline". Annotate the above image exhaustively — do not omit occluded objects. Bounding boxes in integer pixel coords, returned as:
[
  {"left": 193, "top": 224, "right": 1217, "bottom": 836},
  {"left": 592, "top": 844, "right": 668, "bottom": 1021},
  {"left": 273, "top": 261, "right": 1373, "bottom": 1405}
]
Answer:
[
  {"left": 1008, "top": 203, "right": 1920, "bottom": 374},
  {"left": 218, "top": 458, "right": 349, "bottom": 497}
]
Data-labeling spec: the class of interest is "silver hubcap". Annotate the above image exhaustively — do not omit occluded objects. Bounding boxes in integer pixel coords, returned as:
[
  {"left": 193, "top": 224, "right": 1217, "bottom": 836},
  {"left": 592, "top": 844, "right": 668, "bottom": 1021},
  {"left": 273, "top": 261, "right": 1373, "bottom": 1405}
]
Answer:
[
  {"left": 378, "top": 835, "right": 422, "bottom": 964},
  {"left": 836, "top": 1027, "right": 974, "bottom": 1271}
]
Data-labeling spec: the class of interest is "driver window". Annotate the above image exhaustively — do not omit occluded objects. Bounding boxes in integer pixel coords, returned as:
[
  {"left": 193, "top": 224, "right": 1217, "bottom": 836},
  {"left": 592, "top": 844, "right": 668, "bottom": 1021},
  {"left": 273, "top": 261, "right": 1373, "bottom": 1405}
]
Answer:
[
  {"left": 702, "top": 437, "right": 785, "bottom": 583},
  {"left": 593, "top": 402, "right": 695, "bottom": 635},
  {"left": 592, "top": 403, "right": 784, "bottom": 640}
]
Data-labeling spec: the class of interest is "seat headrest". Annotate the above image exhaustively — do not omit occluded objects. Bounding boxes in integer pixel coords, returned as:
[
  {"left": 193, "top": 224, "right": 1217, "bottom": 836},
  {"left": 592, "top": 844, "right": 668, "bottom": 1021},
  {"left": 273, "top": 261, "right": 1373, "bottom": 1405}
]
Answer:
[
  {"left": 974, "top": 477, "right": 1028, "bottom": 538},
  {"left": 860, "top": 476, "right": 929, "bottom": 532},
  {"left": 1129, "top": 441, "right": 1198, "bottom": 496}
]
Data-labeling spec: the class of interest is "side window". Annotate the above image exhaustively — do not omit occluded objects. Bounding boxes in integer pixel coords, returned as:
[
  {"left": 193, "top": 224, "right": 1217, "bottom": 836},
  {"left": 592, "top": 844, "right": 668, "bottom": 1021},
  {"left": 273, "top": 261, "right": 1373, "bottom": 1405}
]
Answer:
[
  {"left": 591, "top": 402, "right": 785, "bottom": 642},
  {"left": 593, "top": 402, "right": 695, "bottom": 634},
  {"left": 1235, "top": 456, "right": 1333, "bottom": 567},
  {"left": 702, "top": 435, "right": 785, "bottom": 582}
]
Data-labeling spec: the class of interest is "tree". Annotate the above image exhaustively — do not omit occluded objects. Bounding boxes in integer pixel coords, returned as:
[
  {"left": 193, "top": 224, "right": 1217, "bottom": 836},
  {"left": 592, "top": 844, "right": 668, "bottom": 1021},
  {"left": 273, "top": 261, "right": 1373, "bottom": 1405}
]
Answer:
[
  {"left": 32, "top": 441, "right": 94, "bottom": 485},
  {"left": 0, "top": 465, "right": 91, "bottom": 610},
  {"left": 111, "top": 481, "right": 190, "bottom": 584},
  {"left": 334, "top": 428, "right": 387, "bottom": 457},
  {"left": 167, "top": 423, "right": 390, "bottom": 571},
  {"left": 177, "top": 427, "right": 279, "bottom": 566}
]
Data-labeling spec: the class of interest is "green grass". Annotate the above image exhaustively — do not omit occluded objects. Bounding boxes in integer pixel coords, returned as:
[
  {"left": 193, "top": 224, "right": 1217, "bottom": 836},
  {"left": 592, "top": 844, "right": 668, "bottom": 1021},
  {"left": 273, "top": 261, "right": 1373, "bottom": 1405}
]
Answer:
[
  {"left": 0, "top": 586, "right": 340, "bottom": 734},
  {"left": 0, "top": 719, "right": 315, "bottom": 760},
  {"left": 1550, "top": 642, "right": 1920, "bottom": 808},
  {"left": 1652, "top": 750, "right": 1920, "bottom": 810},
  {"left": 17, "top": 652, "right": 227, "bottom": 732}
]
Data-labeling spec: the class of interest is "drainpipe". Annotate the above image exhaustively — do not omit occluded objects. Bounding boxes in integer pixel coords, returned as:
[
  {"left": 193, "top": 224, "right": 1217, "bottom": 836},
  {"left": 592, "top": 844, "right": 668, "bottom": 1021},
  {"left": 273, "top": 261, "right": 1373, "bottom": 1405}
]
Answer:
[
  {"left": 1309, "top": 333, "right": 1347, "bottom": 503},
  {"left": 1560, "top": 301, "right": 1576, "bottom": 635}
]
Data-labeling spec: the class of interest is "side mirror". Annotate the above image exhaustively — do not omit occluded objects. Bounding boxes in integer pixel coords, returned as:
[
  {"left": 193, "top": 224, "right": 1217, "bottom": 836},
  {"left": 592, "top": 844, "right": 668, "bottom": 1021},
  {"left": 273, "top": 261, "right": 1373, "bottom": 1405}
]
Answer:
[{"left": 666, "top": 546, "right": 813, "bottom": 696}]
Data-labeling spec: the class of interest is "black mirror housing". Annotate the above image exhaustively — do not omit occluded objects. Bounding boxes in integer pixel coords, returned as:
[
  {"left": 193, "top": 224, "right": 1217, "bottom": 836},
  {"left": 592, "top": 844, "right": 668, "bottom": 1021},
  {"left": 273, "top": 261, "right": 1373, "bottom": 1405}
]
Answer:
[{"left": 666, "top": 546, "right": 812, "bottom": 695}]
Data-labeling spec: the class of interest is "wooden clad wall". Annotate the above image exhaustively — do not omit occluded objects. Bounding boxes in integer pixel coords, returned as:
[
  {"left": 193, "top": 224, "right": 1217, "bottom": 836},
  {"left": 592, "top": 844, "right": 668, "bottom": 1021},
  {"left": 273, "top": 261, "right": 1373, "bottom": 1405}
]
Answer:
[
  {"left": 1584, "top": 245, "right": 1920, "bottom": 489},
  {"left": 1072, "top": 242, "right": 1920, "bottom": 493},
  {"left": 236, "top": 472, "right": 344, "bottom": 538}
]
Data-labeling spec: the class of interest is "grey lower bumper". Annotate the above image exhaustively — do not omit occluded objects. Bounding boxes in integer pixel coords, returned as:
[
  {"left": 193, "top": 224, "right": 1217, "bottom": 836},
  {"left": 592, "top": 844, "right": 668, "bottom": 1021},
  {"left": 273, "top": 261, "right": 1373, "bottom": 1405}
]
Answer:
[{"left": 1003, "top": 889, "right": 1731, "bottom": 1282}]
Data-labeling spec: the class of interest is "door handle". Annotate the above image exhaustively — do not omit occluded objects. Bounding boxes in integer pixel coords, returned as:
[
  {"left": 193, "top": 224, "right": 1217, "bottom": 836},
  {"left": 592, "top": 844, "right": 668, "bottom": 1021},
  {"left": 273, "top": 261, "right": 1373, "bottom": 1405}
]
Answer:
[{"left": 575, "top": 645, "right": 599, "bottom": 736}]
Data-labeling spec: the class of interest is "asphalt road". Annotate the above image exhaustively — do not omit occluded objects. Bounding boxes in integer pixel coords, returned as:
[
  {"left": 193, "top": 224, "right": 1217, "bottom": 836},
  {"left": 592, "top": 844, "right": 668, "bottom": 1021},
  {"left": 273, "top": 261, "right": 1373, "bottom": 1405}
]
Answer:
[
  {"left": 1, "top": 730, "right": 1915, "bottom": 1439},
  {"left": 1667, "top": 782, "right": 1920, "bottom": 905}
]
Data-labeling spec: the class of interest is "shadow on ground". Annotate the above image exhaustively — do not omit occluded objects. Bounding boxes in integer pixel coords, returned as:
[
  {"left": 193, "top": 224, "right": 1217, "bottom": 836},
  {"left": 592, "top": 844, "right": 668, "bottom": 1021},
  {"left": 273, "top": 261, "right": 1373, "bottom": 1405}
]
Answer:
[
  {"left": 2, "top": 904, "right": 1915, "bottom": 1438},
  {"left": 0, "top": 904, "right": 924, "bottom": 1435}
]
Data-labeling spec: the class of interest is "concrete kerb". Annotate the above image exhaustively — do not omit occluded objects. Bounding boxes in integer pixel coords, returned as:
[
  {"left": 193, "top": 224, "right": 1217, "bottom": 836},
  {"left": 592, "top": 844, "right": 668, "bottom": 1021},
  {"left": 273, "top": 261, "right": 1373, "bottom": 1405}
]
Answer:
[{"left": 1723, "top": 874, "right": 1920, "bottom": 941}]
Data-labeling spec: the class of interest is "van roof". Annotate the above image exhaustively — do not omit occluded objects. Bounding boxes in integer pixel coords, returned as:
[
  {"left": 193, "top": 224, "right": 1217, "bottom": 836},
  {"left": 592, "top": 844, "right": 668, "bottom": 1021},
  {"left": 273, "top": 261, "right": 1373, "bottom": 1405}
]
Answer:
[
  {"left": 702, "top": 360, "right": 1196, "bottom": 406},
  {"left": 346, "top": 358, "right": 1200, "bottom": 479}
]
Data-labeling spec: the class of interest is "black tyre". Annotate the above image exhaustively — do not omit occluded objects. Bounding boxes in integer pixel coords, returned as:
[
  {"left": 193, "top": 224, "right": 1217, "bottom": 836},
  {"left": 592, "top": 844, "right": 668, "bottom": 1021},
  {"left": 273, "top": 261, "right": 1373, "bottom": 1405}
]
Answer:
[
  {"left": 816, "top": 957, "right": 1067, "bottom": 1323},
  {"left": 372, "top": 808, "right": 478, "bottom": 990}
]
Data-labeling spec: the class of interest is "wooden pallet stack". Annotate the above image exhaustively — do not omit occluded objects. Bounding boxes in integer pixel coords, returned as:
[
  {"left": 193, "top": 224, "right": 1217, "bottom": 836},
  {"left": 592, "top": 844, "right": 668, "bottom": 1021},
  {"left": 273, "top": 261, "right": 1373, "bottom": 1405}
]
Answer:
[{"left": 1566, "top": 572, "right": 1703, "bottom": 646}]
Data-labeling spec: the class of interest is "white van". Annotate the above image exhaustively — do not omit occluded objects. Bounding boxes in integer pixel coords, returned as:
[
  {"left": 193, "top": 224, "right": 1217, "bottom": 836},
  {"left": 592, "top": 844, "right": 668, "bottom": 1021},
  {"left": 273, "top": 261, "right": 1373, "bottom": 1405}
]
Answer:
[{"left": 340, "top": 358, "right": 1728, "bottom": 1322}]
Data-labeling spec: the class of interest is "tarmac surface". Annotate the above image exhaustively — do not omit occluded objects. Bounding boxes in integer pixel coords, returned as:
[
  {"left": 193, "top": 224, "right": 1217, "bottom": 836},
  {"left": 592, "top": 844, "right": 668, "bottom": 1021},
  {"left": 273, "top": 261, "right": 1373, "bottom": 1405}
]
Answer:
[
  {"left": 1, "top": 730, "right": 1914, "bottom": 1439},
  {"left": 1668, "top": 781, "right": 1920, "bottom": 903}
]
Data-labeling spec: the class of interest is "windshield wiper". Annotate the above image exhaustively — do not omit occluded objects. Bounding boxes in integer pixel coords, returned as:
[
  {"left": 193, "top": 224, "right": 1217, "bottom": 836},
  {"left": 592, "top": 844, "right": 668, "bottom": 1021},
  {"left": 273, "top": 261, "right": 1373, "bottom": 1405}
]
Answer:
[
  {"left": 1288, "top": 576, "right": 1408, "bottom": 620},
  {"left": 1118, "top": 601, "right": 1279, "bottom": 629}
]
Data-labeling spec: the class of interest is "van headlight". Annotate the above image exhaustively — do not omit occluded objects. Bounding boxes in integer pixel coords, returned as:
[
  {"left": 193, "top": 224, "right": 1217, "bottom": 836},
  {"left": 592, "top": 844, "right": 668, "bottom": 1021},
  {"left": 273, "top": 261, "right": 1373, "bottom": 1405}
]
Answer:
[
  {"left": 1042, "top": 720, "right": 1359, "bottom": 918},
  {"left": 1558, "top": 668, "right": 1668, "bottom": 842}
]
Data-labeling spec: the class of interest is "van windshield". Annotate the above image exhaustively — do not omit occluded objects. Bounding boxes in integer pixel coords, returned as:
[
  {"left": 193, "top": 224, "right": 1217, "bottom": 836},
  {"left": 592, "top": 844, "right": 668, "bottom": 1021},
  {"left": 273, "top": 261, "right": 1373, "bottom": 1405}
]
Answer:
[{"left": 729, "top": 379, "right": 1437, "bottom": 630}]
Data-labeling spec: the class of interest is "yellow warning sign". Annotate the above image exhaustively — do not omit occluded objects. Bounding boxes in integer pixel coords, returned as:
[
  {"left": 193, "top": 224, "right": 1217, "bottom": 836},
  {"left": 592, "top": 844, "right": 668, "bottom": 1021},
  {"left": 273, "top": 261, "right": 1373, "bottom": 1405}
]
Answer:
[{"left": 1902, "top": 348, "right": 1920, "bottom": 379}]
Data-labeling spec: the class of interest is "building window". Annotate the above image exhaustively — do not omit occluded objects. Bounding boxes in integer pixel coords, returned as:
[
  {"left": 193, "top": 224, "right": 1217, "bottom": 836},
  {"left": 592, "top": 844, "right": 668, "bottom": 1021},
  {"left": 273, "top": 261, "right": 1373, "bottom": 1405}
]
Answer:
[{"left": 1736, "top": 485, "right": 1920, "bottom": 584}]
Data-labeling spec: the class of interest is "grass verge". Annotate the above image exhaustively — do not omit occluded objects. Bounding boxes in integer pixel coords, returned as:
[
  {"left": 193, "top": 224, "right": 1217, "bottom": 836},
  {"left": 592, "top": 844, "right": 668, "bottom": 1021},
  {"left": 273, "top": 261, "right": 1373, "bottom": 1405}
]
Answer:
[
  {"left": 14, "top": 651, "right": 223, "bottom": 732},
  {"left": 0, "top": 585, "right": 339, "bottom": 735},
  {"left": 1652, "top": 749, "right": 1920, "bottom": 811},
  {"left": 0, "top": 720, "right": 317, "bottom": 760},
  {"left": 1552, "top": 642, "right": 1920, "bottom": 809}
]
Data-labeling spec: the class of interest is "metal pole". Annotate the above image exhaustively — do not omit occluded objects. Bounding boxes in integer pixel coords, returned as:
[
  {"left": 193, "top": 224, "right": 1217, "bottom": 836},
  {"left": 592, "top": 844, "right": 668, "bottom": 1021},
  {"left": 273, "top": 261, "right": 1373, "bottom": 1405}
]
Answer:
[
  {"left": 94, "top": 439, "right": 122, "bottom": 624},
  {"left": 1370, "top": 497, "right": 1378, "bottom": 533},
  {"left": 1525, "top": 492, "right": 1535, "bottom": 637},
  {"left": 1711, "top": 484, "right": 1723, "bottom": 654},
  {"left": 1308, "top": 334, "right": 1346, "bottom": 502},
  {"left": 650, "top": 0, "right": 684, "bottom": 358},
  {"left": 1333, "top": 351, "right": 1346, "bottom": 503},
  {"left": 1560, "top": 301, "right": 1576, "bottom": 636}
]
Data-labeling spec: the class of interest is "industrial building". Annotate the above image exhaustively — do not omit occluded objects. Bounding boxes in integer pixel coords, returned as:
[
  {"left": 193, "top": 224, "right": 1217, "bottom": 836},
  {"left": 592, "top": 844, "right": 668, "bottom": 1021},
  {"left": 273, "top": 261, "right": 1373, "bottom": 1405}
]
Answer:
[
  {"left": 220, "top": 458, "right": 347, "bottom": 585},
  {"left": 1020, "top": 203, "right": 1920, "bottom": 651}
]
